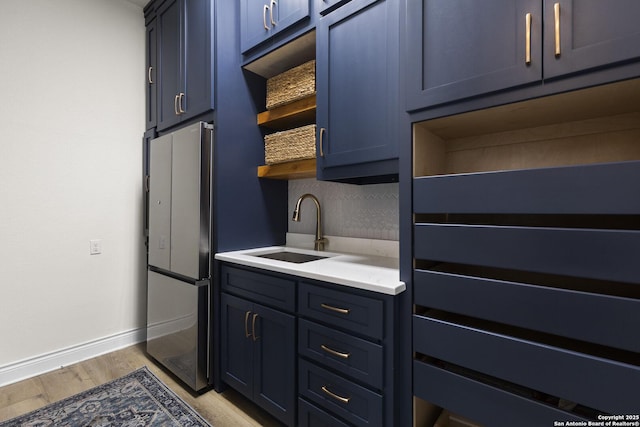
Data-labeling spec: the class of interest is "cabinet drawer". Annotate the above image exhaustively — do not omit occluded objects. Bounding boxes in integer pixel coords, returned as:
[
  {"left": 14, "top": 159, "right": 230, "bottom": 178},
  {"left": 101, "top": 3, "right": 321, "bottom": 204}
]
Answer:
[
  {"left": 298, "top": 398, "right": 350, "bottom": 427},
  {"left": 413, "top": 360, "right": 589, "bottom": 427},
  {"left": 298, "top": 282, "right": 383, "bottom": 339},
  {"left": 299, "top": 319, "right": 383, "bottom": 389},
  {"left": 413, "top": 313, "right": 640, "bottom": 414},
  {"left": 221, "top": 265, "right": 295, "bottom": 311},
  {"left": 414, "top": 269, "right": 640, "bottom": 353},
  {"left": 414, "top": 223, "right": 640, "bottom": 284},
  {"left": 299, "top": 359, "right": 382, "bottom": 427}
]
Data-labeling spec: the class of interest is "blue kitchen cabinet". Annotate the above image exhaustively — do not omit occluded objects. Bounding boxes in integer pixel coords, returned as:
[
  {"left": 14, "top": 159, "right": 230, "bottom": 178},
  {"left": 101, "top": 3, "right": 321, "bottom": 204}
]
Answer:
[
  {"left": 220, "top": 266, "right": 296, "bottom": 426},
  {"left": 157, "top": 0, "right": 214, "bottom": 131},
  {"left": 218, "top": 262, "right": 404, "bottom": 425},
  {"left": 316, "top": 0, "right": 400, "bottom": 182},
  {"left": 542, "top": 0, "right": 640, "bottom": 79},
  {"left": 405, "top": 0, "right": 542, "bottom": 111},
  {"left": 240, "top": 0, "right": 310, "bottom": 53},
  {"left": 406, "top": 0, "right": 640, "bottom": 112},
  {"left": 145, "top": 5, "right": 157, "bottom": 131}
]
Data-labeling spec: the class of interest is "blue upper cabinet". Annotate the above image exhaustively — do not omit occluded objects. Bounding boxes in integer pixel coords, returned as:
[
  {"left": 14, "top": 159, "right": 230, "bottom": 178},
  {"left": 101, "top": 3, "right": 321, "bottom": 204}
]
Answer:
[
  {"left": 543, "top": 0, "right": 640, "bottom": 79},
  {"left": 316, "top": 0, "right": 400, "bottom": 182},
  {"left": 145, "top": 8, "right": 157, "bottom": 131},
  {"left": 240, "top": 0, "right": 310, "bottom": 53},
  {"left": 157, "top": 0, "right": 214, "bottom": 132},
  {"left": 405, "top": 0, "right": 542, "bottom": 112},
  {"left": 406, "top": 0, "right": 640, "bottom": 112}
]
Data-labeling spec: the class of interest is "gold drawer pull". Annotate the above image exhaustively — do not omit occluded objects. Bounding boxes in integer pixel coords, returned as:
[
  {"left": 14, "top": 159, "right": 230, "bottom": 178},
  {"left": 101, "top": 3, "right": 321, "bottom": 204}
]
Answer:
[
  {"left": 321, "top": 344, "right": 350, "bottom": 359},
  {"left": 320, "top": 303, "right": 350, "bottom": 315},
  {"left": 525, "top": 12, "right": 532, "bottom": 65},
  {"left": 321, "top": 385, "right": 351, "bottom": 404},
  {"left": 554, "top": 2, "right": 561, "bottom": 57}
]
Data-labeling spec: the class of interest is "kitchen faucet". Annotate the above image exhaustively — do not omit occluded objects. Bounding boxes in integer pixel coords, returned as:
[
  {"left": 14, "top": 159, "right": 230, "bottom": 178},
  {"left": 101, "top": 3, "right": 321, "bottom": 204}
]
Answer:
[{"left": 292, "top": 193, "right": 327, "bottom": 251}]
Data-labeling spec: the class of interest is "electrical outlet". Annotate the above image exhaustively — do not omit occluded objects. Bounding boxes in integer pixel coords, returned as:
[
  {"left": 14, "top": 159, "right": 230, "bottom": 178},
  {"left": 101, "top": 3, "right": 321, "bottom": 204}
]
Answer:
[{"left": 90, "top": 239, "right": 102, "bottom": 255}]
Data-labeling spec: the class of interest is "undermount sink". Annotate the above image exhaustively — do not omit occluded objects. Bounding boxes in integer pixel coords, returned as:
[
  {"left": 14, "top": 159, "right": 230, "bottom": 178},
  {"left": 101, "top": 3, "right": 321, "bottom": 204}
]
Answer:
[{"left": 253, "top": 250, "right": 329, "bottom": 264}]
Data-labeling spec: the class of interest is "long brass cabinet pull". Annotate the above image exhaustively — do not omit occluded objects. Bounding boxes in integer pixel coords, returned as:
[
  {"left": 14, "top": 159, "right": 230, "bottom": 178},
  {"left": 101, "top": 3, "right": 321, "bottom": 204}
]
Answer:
[
  {"left": 320, "top": 303, "right": 350, "bottom": 314},
  {"left": 321, "top": 344, "right": 350, "bottom": 359},
  {"left": 148, "top": 66, "right": 153, "bottom": 84},
  {"left": 321, "top": 385, "right": 351, "bottom": 404},
  {"left": 525, "top": 13, "right": 532, "bottom": 64},
  {"left": 244, "top": 311, "right": 252, "bottom": 338},
  {"left": 270, "top": 0, "right": 277, "bottom": 26},
  {"left": 251, "top": 313, "right": 259, "bottom": 341},
  {"left": 319, "top": 127, "right": 326, "bottom": 157},
  {"left": 263, "top": 5, "right": 270, "bottom": 30},
  {"left": 554, "top": 2, "right": 561, "bottom": 56}
]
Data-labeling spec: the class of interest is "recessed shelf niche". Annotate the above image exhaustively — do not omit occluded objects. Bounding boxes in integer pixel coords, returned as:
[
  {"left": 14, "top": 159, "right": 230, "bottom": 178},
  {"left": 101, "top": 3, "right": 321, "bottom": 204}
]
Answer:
[{"left": 413, "top": 78, "right": 640, "bottom": 178}]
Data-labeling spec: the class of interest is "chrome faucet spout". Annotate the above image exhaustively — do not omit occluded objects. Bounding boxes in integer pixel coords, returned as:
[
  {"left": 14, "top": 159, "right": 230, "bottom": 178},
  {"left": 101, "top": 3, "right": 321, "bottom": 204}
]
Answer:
[{"left": 292, "top": 193, "right": 327, "bottom": 251}]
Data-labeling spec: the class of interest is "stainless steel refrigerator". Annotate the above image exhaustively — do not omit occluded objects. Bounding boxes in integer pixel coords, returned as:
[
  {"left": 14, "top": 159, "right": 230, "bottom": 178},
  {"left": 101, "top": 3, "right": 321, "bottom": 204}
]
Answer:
[{"left": 146, "top": 121, "right": 213, "bottom": 391}]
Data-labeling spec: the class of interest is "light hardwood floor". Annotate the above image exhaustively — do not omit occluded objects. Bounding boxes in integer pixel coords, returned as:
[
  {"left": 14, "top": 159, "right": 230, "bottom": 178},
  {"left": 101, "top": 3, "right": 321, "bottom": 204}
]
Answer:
[{"left": 0, "top": 343, "right": 281, "bottom": 426}]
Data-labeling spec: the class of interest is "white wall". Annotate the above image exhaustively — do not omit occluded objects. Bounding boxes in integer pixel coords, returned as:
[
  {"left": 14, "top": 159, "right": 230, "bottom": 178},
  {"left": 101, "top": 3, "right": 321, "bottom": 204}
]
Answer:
[{"left": 0, "top": 0, "right": 146, "bottom": 375}]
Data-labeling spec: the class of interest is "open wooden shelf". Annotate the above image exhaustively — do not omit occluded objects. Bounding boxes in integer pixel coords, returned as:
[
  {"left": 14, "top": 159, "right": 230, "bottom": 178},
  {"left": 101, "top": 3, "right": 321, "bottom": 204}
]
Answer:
[
  {"left": 257, "top": 158, "right": 316, "bottom": 180},
  {"left": 257, "top": 95, "right": 316, "bottom": 130}
]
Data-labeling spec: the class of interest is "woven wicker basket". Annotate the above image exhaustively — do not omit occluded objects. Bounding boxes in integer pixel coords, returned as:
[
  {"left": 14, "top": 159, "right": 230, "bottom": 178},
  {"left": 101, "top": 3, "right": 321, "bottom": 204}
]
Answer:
[
  {"left": 266, "top": 60, "right": 316, "bottom": 110},
  {"left": 264, "top": 124, "right": 316, "bottom": 164}
]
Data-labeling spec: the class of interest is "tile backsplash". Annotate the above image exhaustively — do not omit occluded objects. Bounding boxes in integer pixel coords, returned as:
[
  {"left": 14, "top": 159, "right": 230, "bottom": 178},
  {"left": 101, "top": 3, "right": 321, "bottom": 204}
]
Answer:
[{"left": 288, "top": 178, "right": 399, "bottom": 241}]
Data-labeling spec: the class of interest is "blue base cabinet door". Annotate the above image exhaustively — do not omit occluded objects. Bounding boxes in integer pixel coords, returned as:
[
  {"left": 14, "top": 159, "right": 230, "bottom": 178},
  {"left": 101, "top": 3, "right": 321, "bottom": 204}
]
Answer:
[
  {"left": 221, "top": 292, "right": 296, "bottom": 426},
  {"left": 221, "top": 293, "right": 254, "bottom": 399},
  {"left": 316, "top": 0, "right": 400, "bottom": 181}
]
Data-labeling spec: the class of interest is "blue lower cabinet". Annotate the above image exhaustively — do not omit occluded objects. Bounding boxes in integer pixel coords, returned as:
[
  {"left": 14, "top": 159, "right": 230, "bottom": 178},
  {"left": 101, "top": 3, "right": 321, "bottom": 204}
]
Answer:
[
  {"left": 298, "top": 398, "right": 351, "bottom": 427},
  {"left": 219, "top": 263, "right": 398, "bottom": 425},
  {"left": 298, "top": 319, "right": 383, "bottom": 389},
  {"left": 221, "top": 292, "right": 296, "bottom": 426},
  {"left": 299, "top": 360, "right": 383, "bottom": 427}
]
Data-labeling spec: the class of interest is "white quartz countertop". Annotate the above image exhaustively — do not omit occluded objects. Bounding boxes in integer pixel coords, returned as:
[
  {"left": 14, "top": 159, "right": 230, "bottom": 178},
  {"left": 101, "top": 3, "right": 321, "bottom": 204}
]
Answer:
[{"left": 215, "top": 246, "right": 405, "bottom": 295}]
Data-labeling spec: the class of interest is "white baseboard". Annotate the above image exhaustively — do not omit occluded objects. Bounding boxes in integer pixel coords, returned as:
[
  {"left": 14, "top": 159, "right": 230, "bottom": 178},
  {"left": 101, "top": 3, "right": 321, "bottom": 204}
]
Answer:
[{"left": 0, "top": 328, "right": 146, "bottom": 387}]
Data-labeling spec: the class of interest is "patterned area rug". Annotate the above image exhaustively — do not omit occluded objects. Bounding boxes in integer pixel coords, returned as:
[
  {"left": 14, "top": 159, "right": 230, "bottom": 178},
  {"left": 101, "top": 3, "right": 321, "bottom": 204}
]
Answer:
[{"left": 0, "top": 366, "right": 211, "bottom": 427}]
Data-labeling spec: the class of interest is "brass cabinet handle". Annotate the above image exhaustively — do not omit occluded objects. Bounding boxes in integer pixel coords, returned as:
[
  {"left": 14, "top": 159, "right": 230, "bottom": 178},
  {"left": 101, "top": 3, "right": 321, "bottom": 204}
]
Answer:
[
  {"left": 178, "top": 92, "right": 185, "bottom": 113},
  {"left": 263, "top": 5, "right": 270, "bottom": 30},
  {"left": 554, "top": 2, "right": 561, "bottom": 57},
  {"left": 320, "top": 303, "right": 350, "bottom": 314},
  {"left": 244, "top": 311, "right": 252, "bottom": 338},
  {"left": 252, "top": 313, "right": 259, "bottom": 341},
  {"left": 321, "top": 344, "right": 350, "bottom": 359},
  {"left": 174, "top": 94, "right": 179, "bottom": 115},
  {"left": 525, "top": 13, "right": 532, "bottom": 65},
  {"left": 270, "top": 0, "right": 277, "bottom": 26},
  {"left": 321, "top": 385, "right": 351, "bottom": 404},
  {"left": 148, "top": 66, "right": 154, "bottom": 84},
  {"left": 319, "top": 127, "right": 325, "bottom": 157}
]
